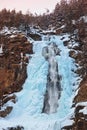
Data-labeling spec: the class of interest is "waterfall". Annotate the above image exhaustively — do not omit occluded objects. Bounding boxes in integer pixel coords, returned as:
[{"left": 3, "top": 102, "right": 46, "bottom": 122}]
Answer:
[
  {"left": 42, "top": 42, "right": 61, "bottom": 114},
  {"left": 0, "top": 34, "right": 78, "bottom": 130}
]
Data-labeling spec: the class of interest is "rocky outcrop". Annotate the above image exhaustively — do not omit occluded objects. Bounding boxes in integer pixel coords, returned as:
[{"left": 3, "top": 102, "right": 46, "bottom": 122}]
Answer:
[{"left": 0, "top": 31, "right": 33, "bottom": 117}]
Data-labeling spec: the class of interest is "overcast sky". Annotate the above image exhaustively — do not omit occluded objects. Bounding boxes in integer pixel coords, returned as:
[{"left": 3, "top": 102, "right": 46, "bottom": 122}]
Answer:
[{"left": 0, "top": 0, "right": 60, "bottom": 14}]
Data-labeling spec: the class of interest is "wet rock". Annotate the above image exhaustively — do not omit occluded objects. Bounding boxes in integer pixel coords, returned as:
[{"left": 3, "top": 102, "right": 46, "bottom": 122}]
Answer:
[
  {"left": 4, "top": 126, "right": 24, "bottom": 130},
  {"left": 41, "top": 31, "right": 55, "bottom": 35},
  {"left": 69, "top": 50, "right": 77, "bottom": 59},
  {"left": 28, "top": 33, "right": 41, "bottom": 41},
  {"left": 0, "top": 106, "right": 13, "bottom": 117},
  {"left": 63, "top": 40, "right": 70, "bottom": 46}
]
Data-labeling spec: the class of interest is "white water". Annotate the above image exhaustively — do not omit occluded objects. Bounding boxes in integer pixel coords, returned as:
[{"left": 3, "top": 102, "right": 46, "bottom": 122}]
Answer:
[{"left": 0, "top": 35, "right": 79, "bottom": 130}]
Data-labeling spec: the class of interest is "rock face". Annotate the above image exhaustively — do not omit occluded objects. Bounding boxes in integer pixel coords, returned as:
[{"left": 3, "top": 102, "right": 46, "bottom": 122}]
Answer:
[
  {"left": 0, "top": 31, "right": 33, "bottom": 117},
  {"left": 75, "top": 77, "right": 87, "bottom": 103},
  {"left": 42, "top": 43, "right": 61, "bottom": 114}
]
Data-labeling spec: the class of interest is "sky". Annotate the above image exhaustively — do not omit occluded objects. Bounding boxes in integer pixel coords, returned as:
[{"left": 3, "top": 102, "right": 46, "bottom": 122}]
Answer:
[{"left": 0, "top": 0, "right": 60, "bottom": 15}]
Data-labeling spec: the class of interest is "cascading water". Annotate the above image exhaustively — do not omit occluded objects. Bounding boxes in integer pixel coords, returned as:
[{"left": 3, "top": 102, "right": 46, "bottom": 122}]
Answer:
[{"left": 42, "top": 42, "right": 61, "bottom": 114}]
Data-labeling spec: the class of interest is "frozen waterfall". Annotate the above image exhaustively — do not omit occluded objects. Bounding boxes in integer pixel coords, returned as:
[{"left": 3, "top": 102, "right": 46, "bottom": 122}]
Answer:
[{"left": 0, "top": 34, "right": 79, "bottom": 130}]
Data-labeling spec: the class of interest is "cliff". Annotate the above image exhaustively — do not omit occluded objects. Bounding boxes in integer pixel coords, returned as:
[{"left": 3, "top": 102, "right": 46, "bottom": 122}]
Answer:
[{"left": 0, "top": 28, "right": 33, "bottom": 117}]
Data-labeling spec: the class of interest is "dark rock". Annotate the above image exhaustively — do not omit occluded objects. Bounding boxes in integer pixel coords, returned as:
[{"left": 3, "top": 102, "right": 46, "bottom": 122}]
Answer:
[
  {"left": 62, "top": 125, "right": 73, "bottom": 130},
  {"left": 0, "top": 106, "right": 13, "bottom": 117},
  {"left": 63, "top": 40, "right": 70, "bottom": 46},
  {"left": 4, "top": 126, "right": 24, "bottom": 130},
  {"left": 28, "top": 33, "right": 41, "bottom": 41}
]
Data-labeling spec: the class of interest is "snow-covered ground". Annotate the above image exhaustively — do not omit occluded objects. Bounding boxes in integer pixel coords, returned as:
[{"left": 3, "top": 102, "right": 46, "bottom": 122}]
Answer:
[{"left": 0, "top": 34, "right": 80, "bottom": 130}]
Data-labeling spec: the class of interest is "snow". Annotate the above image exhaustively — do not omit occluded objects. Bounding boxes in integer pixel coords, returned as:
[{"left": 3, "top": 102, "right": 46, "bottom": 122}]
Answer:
[
  {"left": 0, "top": 33, "right": 80, "bottom": 130},
  {"left": 0, "top": 44, "right": 3, "bottom": 54},
  {"left": 0, "top": 26, "right": 21, "bottom": 35},
  {"left": 79, "top": 16, "right": 87, "bottom": 23},
  {"left": 60, "top": 34, "right": 70, "bottom": 42},
  {"left": 76, "top": 101, "right": 87, "bottom": 115},
  {"left": 72, "top": 20, "right": 76, "bottom": 25},
  {"left": 76, "top": 101, "right": 87, "bottom": 107},
  {"left": 61, "top": 118, "right": 74, "bottom": 128},
  {"left": 42, "top": 29, "right": 56, "bottom": 34},
  {"left": 80, "top": 107, "right": 87, "bottom": 115},
  {"left": 60, "top": 25, "right": 66, "bottom": 29},
  {"left": 0, "top": 26, "right": 11, "bottom": 34},
  {"left": 10, "top": 35, "right": 16, "bottom": 38}
]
